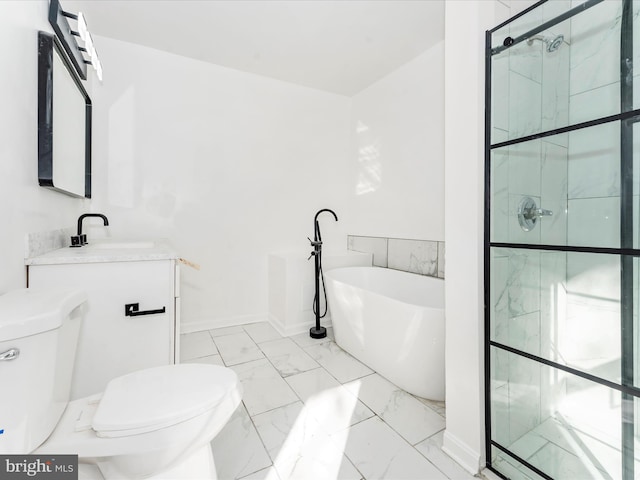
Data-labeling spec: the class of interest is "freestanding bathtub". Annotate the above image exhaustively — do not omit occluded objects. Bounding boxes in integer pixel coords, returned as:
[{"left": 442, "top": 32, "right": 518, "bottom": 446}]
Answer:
[{"left": 324, "top": 266, "right": 444, "bottom": 401}]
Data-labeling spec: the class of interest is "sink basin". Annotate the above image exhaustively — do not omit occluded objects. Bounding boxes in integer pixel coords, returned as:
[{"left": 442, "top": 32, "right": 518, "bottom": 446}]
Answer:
[{"left": 86, "top": 241, "right": 156, "bottom": 249}]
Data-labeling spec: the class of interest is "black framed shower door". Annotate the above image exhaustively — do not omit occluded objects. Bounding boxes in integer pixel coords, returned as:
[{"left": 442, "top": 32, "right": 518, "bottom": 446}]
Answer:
[{"left": 485, "top": 1, "right": 640, "bottom": 479}]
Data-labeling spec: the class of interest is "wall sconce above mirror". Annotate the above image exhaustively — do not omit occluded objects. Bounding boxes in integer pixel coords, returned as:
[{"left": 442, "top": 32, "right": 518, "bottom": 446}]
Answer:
[
  {"left": 48, "top": 0, "right": 103, "bottom": 82},
  {"left": 38, "top": 31, "right": 92, "bottom": 198},
  {"left": 48, "top": 0, "right": 87, "bottom": 80}
]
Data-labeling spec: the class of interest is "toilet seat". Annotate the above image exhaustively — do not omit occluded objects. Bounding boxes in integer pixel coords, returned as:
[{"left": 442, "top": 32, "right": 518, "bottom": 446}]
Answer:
[
  {"left": 36, "top": 362, "right": 242, "bottom": 463},
  {"left": 93, "top": 364, "right": 238, "bottom": 438}
]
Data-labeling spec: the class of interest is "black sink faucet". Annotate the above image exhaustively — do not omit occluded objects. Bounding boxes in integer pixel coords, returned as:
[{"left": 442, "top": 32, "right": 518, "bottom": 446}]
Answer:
[{"left": 70, "top": 213, "right": 109, "bottom": 247}]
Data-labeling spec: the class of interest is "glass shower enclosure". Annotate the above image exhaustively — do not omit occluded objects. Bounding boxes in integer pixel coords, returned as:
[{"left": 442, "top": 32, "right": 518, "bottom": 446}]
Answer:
[{"left": 485, "top": 0, "right": 640, "bottom": 478}]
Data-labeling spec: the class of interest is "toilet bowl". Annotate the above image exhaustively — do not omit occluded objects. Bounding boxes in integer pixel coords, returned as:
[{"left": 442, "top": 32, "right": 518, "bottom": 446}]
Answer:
[{"left": 0, "top": 288, "right": 242, "bottom": 479}]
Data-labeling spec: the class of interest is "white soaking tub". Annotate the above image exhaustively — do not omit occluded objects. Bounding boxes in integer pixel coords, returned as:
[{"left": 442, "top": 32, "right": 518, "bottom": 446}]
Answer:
[{"left": 324, "top": 267, "right": 444, "bottom": 401}]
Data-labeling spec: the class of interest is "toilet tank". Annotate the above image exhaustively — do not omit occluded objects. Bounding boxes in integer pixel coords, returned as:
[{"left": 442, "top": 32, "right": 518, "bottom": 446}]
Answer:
[{"left": 0, "top": 288, "right": 86, "bottom": 454}]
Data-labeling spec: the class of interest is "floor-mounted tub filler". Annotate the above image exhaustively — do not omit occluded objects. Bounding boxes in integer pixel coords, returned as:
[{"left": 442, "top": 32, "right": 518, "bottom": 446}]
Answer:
[
  {"left": 307, "top": 208, "right": 339, "bottom": 339},
  {"left": 324, "top": 266, "right": 444, "bottom": 401}
]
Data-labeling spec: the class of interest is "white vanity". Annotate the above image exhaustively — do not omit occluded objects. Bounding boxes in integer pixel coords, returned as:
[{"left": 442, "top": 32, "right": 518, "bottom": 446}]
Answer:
[{"left": 26, "top": 241, "right": 180, "bottom": 400}]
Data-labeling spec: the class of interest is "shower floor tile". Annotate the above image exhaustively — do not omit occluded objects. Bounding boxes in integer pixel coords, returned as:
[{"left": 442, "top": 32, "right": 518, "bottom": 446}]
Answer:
[
  {"left": 180, "top": 322, "right": 464, "bottom": 480},
  {"left": 507, "top": 415, "right": 623, "bottom": 480}
]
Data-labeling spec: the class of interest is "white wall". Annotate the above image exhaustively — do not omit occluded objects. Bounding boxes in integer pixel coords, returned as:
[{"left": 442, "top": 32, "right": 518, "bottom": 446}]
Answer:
[
  {"left": 348, "top": 43, "right": 445, "bottom": 241},
  {"left": 442, "top": 0, "right": 498, "bottom": 473},
  {"left": 89, "top": 37, "right": 352, "bottom": 328},
  {"left": 0, "top": 1, "right": 444, "bottom": 332},
  {"left": 442, "top": 0, "right": 537, "bottom": 474},
  {"left": 0, "top": 1, "right": 89, "bottom": 293}
]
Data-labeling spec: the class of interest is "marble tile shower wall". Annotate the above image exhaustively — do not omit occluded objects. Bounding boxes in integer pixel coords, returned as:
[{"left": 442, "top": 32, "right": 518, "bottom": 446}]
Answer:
[
  {"left": 347, "top": 235, "right": 444, "bottom": 279},
  {"left": 491, "top": 1, "right": 570, "bottom": 247},
  {"left": 566, "top": 0, "right": 640, "bottom": 249},
  {"left": 491, "top": 249, "right": 569, "bottom": 447},
  {"left": 566, "top": 0, "right": 630, "bottom": 408},
  {"left": 490, "top": 0, "right": 572, "bottom": 449}
]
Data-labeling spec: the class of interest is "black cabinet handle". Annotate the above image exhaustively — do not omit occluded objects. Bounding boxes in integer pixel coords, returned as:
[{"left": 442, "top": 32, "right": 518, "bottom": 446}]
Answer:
[{"left": 125, "top": 303, "right": 166, "bottom": 317}]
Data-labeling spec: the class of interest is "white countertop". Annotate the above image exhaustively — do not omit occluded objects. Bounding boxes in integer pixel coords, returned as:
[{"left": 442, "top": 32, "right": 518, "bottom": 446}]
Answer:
[{"left": 25, "top": 240, "right": 178, "bottom": 266}]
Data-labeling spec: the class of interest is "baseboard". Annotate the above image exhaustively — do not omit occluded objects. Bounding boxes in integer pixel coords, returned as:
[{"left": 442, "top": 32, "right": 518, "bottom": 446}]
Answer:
[
  {"left": 180, "top": 314, "right": 268, "bottom": 334},
  {"left": 182, "top": 312, "right": 332, "bottom": 338},
  {"left": 268, "top": 313, "right": 288, "bottom": 337},
  {"left": 442, "top": 430, "right": 481, "bottom": 475},
  {"left": 481, "top": 467, "right": 504, "bottom": 480},
  {"left": 268, "top": 313, "right": 332, "bottom": 337}
]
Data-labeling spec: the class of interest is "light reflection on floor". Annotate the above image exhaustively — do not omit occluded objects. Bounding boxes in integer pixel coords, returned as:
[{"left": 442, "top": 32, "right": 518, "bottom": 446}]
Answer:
[{"left": 179, "top": 322, "right": 469, "bottom": 480}]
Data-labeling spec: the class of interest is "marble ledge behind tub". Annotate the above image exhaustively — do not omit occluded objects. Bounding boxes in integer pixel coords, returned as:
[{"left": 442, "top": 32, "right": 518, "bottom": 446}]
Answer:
[{"left": 348, "top": 235, "right": 445, "bottom": 279}]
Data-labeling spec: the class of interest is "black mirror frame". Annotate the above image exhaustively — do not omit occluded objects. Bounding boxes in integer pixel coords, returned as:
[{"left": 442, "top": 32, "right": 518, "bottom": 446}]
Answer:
[{"left": 38, "top": 31, "right": 92, "bottom": 198}]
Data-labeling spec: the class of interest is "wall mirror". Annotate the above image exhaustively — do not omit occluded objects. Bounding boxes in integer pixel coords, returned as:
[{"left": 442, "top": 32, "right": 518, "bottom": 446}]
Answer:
[{"left": 38, "top": 31, "right": 92, "bottom": 198}]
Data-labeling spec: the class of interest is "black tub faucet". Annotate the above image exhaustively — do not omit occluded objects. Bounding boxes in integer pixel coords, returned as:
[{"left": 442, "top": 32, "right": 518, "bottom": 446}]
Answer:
[
  {"left": 309, "top": 208, "right": 338, "bottom": 339},
  {"left": 70, "top": 213, "right": 109, "bottom": 247}
]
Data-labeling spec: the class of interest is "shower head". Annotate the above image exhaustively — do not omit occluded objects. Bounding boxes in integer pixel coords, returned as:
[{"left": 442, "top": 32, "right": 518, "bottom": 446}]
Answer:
[
  {"left": 546, "top": 34, "right": 564, "bottom": 52},
  {"left": 526, "top": 34, "right": 564, "bottom": 53}
]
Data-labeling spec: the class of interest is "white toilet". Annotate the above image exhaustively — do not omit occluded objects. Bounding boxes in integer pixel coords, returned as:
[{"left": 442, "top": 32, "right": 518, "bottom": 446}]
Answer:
[{"left": 0, "top": 288, "right": 242, "bottom": 479}]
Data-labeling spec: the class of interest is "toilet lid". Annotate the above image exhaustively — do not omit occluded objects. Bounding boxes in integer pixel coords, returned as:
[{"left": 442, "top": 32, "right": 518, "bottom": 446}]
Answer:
[{"left": 92, "top": 364, "right": 238, "bottom": 438}]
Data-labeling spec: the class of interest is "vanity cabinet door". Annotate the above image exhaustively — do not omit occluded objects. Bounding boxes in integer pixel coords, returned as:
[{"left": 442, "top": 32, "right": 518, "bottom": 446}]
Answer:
[{"left": 28, "top": 260, "right": 175, "bottom": 400}]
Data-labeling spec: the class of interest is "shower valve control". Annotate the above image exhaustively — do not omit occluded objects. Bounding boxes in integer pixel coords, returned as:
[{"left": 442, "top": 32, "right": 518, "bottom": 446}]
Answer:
[
  {"left": 308, "top": 237, "right": 322, "bottom": 247},
  {"left": 517, "top": 196, "right": 553, "bottom": 232},
  {"left": 307, "top": 237, "right": 322, "bottom": 260}
]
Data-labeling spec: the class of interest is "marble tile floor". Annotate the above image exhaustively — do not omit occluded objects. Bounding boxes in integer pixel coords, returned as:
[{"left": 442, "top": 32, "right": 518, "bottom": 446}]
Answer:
[{"left": 182, "top": 322, "right": 476, "bottom": 480}]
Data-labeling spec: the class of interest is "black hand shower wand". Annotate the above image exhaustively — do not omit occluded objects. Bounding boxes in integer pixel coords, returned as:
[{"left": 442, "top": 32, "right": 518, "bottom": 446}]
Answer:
[{"left": 308, "top": 208, "right": 338, "bottom": 339}]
